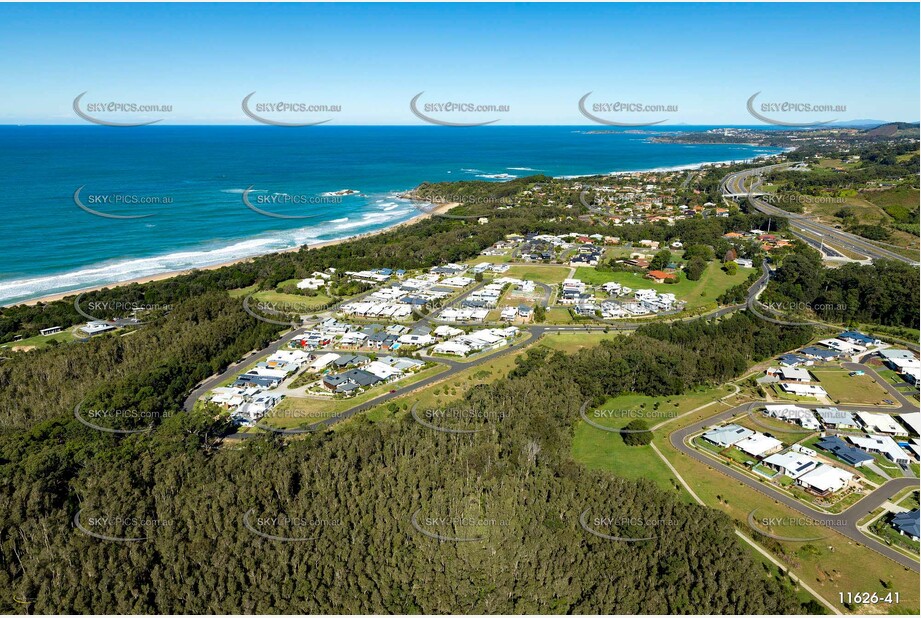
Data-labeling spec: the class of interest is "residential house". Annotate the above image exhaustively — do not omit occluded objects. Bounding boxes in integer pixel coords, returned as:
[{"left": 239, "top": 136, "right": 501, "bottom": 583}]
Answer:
[
  {"left": 702, "top": 424, "right": 754, "bottom": 448},
  {"left": 763, "top": 451, "right": 820, "bottom": 479},
  {"left": 815, "top": 435, "right": 873, "bottom": 467}
]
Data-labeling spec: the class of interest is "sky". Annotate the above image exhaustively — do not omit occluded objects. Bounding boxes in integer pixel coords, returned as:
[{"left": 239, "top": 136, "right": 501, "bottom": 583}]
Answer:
[{"left": 0, "top": 2, "right": 918, "bottom": 125}]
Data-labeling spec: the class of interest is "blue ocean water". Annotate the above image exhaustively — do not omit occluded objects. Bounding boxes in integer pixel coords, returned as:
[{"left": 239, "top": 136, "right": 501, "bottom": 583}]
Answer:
[{"left": 0, "top": 126, "right": 781, "bottom": 304}]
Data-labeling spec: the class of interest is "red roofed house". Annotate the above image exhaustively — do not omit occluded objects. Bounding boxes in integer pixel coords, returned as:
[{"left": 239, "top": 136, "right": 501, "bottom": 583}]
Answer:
[{"left": 646, "top": 270, "right": 677, "bottom": 284}]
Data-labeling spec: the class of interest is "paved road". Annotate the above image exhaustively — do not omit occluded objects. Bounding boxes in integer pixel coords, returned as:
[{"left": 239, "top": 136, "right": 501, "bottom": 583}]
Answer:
[
  {"left": 721, "top": 165, "right": 919, "bottom": 265},
  {"left": 668, "top": 392, "right": 919, "bottom": 572}
]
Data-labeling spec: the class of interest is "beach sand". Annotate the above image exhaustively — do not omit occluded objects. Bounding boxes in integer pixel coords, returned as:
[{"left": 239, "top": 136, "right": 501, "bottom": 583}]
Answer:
[{"left": 17, "top": 201, "right": 459, "bottom": 307}]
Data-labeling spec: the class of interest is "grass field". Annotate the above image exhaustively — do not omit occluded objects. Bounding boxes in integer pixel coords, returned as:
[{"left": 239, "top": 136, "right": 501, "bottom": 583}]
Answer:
[
  {"left": 504, "top": 264, "right": 571, "bottom": 285},
  {"left": 251, "top": 289, "right": 334, "bottom": 310},
  {"left": 1, "top": 328, "right": 78, "bottom": 350},
  {"left": 810, "top": 368, "right": 891, "bottom": 405},
  {"left": 538, "top": 331, "right": 622, "bottom": 354},
  {"left": 544, "top": 307, "right": 574, "bottom": 323},
  {"left": 574, "top": 263, "right": 754, "bottom": 311},
  {"left": 570, "top": 385, "right": 736, "bottom": 497},
  {"left": 571, "top": 420, "right": 687, "bottom": 497}
]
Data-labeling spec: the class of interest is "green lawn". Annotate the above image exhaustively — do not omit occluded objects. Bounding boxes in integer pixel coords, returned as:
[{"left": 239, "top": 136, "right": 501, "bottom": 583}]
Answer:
[
  {"left": 574, "top": 264, "right": 755, "bottom": 311},
  {"left": 810, "top": 368, "right": 891, "bottom": 405},
  {"left": 539, "top": 331, "right": 621, "bottom": 353},
  {"left": 503, "top": 264, "right": 571, "bottom": 285},
  {"left": 251, "top": 289, "right": 333, "bottom": 310},
  {"left": 571, "top": 420, "right": 685, "bottom": 497},
  {"left": 1, "top": 329, "right": 78, "bottom": 350}
]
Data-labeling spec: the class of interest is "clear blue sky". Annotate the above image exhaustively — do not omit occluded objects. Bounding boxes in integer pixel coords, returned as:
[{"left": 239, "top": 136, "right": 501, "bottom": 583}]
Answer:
[{"left": 1, "top": 2, "right": 917, "bottom": 124}]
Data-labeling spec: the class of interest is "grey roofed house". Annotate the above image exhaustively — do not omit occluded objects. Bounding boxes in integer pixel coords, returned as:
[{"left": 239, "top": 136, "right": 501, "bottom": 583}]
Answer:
[
  {"left": 778, "top": 353, "right": 808, "bottom": 367},
  {"left": 800, "top": 346, "right": 840, "bottom": 360},
  {"left": 341, "top": 369, "right": 380, "bottom": 387},
  {"left": 322, "top": 374, "right": 349, "bottom": 389},
  {"left": 368, "top": 332, "right": 389, "bottom": 343},
  {"left": 879, "top": 349, "right": 915, "bottom": 361},
  {"left": 334, "top": 354, "right": 358, "bottom": 367},
  {"left": 336, "top": 382, "right": 361, "bottom": 394},
  {"left": 361, "top": 324, "right": 385, "bottom": 335},
  {"left": 411, "top": 326, "right": 431, "bottom": 336},
  {"left": 815, "top": 435, "right": 873, "bottom": 466},
  {"left": 233, "top": 374, "right": 280, "bottom": 388},
  {"left": 702, "top": 424, "right": 754, "bottom": 448},
  {"left": 400, "top": 296, "right": 428, "bottom": 306},
  {"left": 892, "top": 510, "right": 920, "bottom": 539},
  {"left": 814, "top": 407, "right": 858, "bottom": 428}
]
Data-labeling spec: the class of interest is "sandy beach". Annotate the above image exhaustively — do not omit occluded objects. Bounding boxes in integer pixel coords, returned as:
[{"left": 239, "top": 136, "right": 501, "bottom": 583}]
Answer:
[{"left": 16, "top": 201, "right": 459, "bottom": 307}]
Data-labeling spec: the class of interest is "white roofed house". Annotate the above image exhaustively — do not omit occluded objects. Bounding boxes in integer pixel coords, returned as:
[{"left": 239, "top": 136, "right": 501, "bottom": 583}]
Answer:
[
  {"left": 779, "top": 366, "right": 811, "bottom": 382},
  {"left": 797, "top": 464, "right": 855, "bottom": 496},
  {"left": 734, "top": 432, "right": 784, "bottom": 458},
  {"left": 296, "top": 277, "right": 326, "bottom": 290},
  {"left": 856, "top": 412, "right": 908, "bottom": 436},
  {"left": 702, "top": 424, "right": 754, "bottom": 448},
  {"left": 814, "top": 407, "right": 858, "bottom": 429},
  {"left": 763, "top": 451, "right": 820, "bottom": 479},
  {"left": 779, "top": 383, "right": 827, "bottom": 398},
  {"left": 898, "top": 412, "right": 921, "bottom": 437},
  {"left": 432, "top": 341, "right": 472, "bottom": 357},
  {"left": 848, "top": 434, "right": 910, "bottom": 465},
  {"left": 763, "top": 405, "right": 820, "bottom": 430}
]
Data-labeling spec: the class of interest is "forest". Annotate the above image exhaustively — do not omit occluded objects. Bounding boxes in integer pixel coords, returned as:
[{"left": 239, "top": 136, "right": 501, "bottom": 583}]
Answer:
[
  {"left": 0, "top": 171, "right": 903, "bottom": 613},
  {"left": 0, "top": 286, "right": 813, "bottom": 613},
  {"left": 762, "top": 241, "right": 920, "bottom": 329}
]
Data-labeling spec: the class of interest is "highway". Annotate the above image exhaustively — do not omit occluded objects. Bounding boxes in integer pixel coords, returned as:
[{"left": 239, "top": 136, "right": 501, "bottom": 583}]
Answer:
[{"left": 721, "top": 164, "right": 919, "bottom": 265}]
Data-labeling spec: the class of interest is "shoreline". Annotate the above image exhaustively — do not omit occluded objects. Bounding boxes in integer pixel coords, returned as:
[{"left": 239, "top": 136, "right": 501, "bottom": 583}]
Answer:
[
  {"left": 7, "top": 145, "right": 789, "bottom": 308},
  {"left": 13, "top": 201, "right": 458, "bottom": 307}
]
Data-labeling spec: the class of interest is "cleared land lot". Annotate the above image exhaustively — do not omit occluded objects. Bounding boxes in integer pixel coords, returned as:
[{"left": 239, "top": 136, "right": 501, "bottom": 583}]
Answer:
[
  {"left": 574, "top": 264, "right": 754, "bottom": 311},
  {"left": 810, "top": 367, "right": 891, "bottom": 405}
]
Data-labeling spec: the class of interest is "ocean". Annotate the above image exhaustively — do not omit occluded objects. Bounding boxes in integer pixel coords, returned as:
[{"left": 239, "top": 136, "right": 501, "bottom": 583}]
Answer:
[{"left": 0, "top": 126, "right": 781, "bottom": 304}]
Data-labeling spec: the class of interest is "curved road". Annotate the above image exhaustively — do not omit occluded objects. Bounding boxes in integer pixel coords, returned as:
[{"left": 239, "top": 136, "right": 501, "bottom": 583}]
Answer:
[
  {"left": 668, "top": 369, "right": 919, "bottom": 572},
  {"left": 721, "top": 164, "right": 919, "bottom": 265}
]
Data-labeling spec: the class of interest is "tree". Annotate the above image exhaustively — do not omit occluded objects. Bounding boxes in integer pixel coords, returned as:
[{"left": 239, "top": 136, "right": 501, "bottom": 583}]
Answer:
[
  {"left": 622, "top": 420, "right": 653, "bottom": 445},
  {"left": 533, "top": 304, "right": 546, "bottom": 323},
  {"left": 649, "top": 249, "right": 672, "bottom": 271},
  {"left": 723, "top": 261, "right": 738, "bottom": 276},
  {"left": 685, "top": 257, "right": 707, "bottom": 281}
]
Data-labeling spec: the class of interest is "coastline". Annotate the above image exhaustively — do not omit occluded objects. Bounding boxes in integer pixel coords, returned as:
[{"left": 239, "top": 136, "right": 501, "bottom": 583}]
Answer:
[
  {"left": 14, "top": 201, "right": 458, "bottom": 307},
  {"left": 7, "top": 144, "right": 789, "bottom": 309}
]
